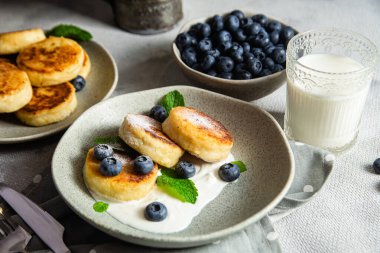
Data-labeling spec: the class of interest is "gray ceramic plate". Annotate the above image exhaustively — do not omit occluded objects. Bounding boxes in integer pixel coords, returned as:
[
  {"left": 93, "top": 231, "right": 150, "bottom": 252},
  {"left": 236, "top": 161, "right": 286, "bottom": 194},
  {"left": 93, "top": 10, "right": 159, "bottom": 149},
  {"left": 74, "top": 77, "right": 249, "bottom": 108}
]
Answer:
[
  {"left": 0, "top": 41, "right": 118, "bottom": 144},
  {"left": 52, "top": 86, "right": 294, "bottom": 248}
]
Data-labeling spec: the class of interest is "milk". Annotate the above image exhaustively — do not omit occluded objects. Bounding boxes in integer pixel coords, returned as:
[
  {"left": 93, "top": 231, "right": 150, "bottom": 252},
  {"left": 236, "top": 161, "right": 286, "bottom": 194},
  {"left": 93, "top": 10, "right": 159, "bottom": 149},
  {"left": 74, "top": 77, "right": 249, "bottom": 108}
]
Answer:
[{"left": 284, "top": 54, "right": 370, "bottom": 151}]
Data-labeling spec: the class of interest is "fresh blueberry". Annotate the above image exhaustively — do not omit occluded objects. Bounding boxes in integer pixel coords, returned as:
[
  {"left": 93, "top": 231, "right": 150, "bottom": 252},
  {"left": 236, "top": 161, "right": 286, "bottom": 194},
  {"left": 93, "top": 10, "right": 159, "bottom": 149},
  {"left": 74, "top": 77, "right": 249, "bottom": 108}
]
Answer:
[
  {"left": 217, "top": 72, "right": 233, "bottom": 79},
  {"left": 145, "top": 202, "right": 168, "bottom": 222},
  {"left": 235, "top": 70, "right": 252, "bottom": 80},
  {"left": 373, "top": 158, "right": 380, "bottom": 174},
  {"left": 205, "top": 48, "right": 221, "bottom": 58},
  {"left": 216, "top": 30, "right": 232, "bottom": 43},
  {"left": 175, "top": 32, "right": 193, "bottom": 50},
  {"left": 94, "top": 144, "right": 114, "bottom": 161},
  {"left": 259, "top": 68, "right": 273, "bottom": 77},
  {"left": 211, "top": 15, "right": 224, "bottom": 32},
  {"left": 198, "top": 23, "right": 211, "bottom": 38},
  {"left": 264, "top": 44, "right": 276, "bottom": 55},
  {"left": 70, "top": 75, "right": 86, "bottom": 92},
  {"left": 243, "top": 52, "right": 255, "bottom": 64},
  {"left": 234, "top": 63, "right": 246, "bottom": 73},
  {"left": 197, "top": 38, "right": 212, "bottom": 52},
  {"left": 270, "top": 30, "right": 280, "bottom": 44},
  {"left": 267, "top": 20, "right": 282, "bottom": 32},
  {"left": 230, "top": 51, "right": 244, "bottom": 63},
  {"left": 229, "top": 42, "right": 244, "bottom": 55},
  {"left": 243, "top": 22, "right": 261, "bottom": 36},
  {"left": 219, "top": 163, "right": 240, "bottom": 182},
  {"left": 100, "top": 157, "right": 122, "bottom": 177},
  {"left": 149, "top": 105, "right": 167, "bottom": 123},
  {"left": 181, "top": 47, "right": 197, "bottom": 67},
  {"left": 201, "top": 55, "right": 216, "bottom": 71},
  {"left": 207, "top": 69, "right": 217, "bottom": 77},
  {"left": 230, "top": 10, "right": 245, "bottom": 20},
  {"left": 247, "top": 58, "right": 263, "bottom": 75},
  {"left": 188, "top": 23, "right": 203, "bottom": 38},
  {"left": 216, "top": 56, "right": 234, "bottom": 72},
  {"left": 272, "top": 48, "right": 286, "bottom": 64},
  {"left": 263, "top": 57, "right": 275, "bottom": 70},
  {"left": 249, "top": 29, "right": 270, "bottom": 48},
  {"left": 242, "top": 42, "right": 251, "bottom": 54},
  {"left": 251, "top": 14, "right": 269, "bottom": 26},
  {"left": 281, "top": 26, "right": 296, "bottom": 42},
  {"left": 251, "top": 48, "right": 266, "bottom": 61},
  {"left": 218, "top": 40, "right": 232, "bottom": 52},
  {"left": 240, "top": 17, "right": 253, "bottom": 27},
  {"left": 272, "top": 64, "right": 284, "bottom": 73},
  {"left": 175, "top": 161, "right": 196, "bottom": 178},
  {"left": 134, "top": 155, "right": 154, "bottom": 175},
  {"left": 232, "top": 29, "right": 247, "bottom": 42},
  {"left": 224, "top": 15, "right": 240, "bottom": 32}
]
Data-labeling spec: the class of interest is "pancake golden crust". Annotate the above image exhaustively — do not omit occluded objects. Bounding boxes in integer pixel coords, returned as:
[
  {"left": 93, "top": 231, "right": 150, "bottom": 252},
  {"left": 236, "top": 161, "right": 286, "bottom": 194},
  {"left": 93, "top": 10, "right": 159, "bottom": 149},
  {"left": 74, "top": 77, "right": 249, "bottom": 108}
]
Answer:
[
  {"left": 0, "top": 28, "right": 46, "bottom": 55},
  {"left": 162, "top": 106, "right": 233, "bottom": 162},
  {"left": 78, "top": 51, "right": 91, "bottom": 79},
  {"left": 16, "top": 36, "right": 84, "bottom": 86},
  {"left": 119, "top": 114, "right": 185, "bottom": 168},
  {"left": 83, "top": 148, "right": 158, "bottom": 201},
  {"left": 0, "top": 60, "right": 32, "bottom": 113},
  {"left": 15, "top": 82, "right": 77, "bottom": 126}
]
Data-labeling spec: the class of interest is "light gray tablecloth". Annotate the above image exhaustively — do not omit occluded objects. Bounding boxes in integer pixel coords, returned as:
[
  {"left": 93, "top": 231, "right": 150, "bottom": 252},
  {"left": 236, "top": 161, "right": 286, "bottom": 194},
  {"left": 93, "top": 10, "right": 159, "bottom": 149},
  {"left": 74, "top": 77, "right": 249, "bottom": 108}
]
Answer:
[{"left": 0, "top": 0, "right": 379, "bottom": 252}]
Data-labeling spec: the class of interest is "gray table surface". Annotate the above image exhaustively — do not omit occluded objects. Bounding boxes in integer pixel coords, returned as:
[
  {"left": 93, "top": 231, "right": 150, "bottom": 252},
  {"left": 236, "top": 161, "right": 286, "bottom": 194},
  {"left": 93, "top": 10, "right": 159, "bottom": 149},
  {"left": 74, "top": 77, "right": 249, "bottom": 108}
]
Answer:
[{"left": 1, "top": 0, "right": 380, "bottom": 252}]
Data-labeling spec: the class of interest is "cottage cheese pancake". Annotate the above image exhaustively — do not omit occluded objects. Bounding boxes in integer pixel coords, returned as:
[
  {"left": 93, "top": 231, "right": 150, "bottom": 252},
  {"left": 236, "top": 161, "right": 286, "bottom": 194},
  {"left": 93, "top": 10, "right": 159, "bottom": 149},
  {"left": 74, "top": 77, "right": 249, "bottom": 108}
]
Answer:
[{"left": 0, "top": 28, "right": 46, "bottom": 55}]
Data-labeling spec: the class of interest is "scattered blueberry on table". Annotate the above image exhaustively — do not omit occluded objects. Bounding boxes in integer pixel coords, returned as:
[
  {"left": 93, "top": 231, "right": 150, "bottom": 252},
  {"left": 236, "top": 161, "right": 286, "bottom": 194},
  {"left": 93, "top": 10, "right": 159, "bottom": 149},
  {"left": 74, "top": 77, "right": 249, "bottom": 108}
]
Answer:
[
  {"left": 373, "top": 158, "right": 380, "bottom": 174},
  {"left": 70, "top": 75, "right": 86, "bottom": 92},
  {"left": 145, "top": 202, "right": 168, "bottom": 221},
  {"left": 175, "top": 10, "right": 296, "bottom": 80}
]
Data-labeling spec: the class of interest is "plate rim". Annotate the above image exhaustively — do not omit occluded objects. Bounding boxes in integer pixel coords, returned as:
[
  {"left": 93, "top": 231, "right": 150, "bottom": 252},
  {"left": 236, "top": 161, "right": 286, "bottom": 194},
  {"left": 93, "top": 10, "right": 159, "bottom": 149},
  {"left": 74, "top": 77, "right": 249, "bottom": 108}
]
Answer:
[
  {"left": 52, "top": 85, "right": 295, "bottom": 247},
  {"left": 0, "top": 40, "right": 118, "bottom": 144}
]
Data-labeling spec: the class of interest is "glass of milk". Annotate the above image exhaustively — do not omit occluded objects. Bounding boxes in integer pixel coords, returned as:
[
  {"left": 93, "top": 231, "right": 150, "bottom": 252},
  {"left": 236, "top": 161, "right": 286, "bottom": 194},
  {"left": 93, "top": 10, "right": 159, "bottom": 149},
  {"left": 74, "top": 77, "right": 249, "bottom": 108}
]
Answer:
[{"left": 284, "top": 29, "right": 378, "bottom": 152}]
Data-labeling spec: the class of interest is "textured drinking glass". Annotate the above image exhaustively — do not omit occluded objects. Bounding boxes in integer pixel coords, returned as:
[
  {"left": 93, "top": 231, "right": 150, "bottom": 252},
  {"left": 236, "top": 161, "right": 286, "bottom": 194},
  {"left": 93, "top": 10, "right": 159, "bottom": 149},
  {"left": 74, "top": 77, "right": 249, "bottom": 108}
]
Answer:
[{"left": 284, "top": 29, "right": 378, "bottom": 152}]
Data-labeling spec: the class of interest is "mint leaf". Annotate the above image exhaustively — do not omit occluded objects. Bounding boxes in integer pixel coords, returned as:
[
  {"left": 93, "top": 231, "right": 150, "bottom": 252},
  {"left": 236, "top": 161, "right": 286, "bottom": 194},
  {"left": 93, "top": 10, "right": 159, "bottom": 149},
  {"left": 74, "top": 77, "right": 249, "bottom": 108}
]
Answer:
[
  {"left": 161, "top": 90, "right": 185, "bottom": 113},
  {"left": 157, "top": 168, "right": 198, "bottom": 204},
  {"left": 93, "top": 201, "right": 108, "bottom": 212},
  {"left": 46, "top": 24, "right": 92, "bottom": 42},
  {"left": 231, "top": 161, "right": 247, "bottom": 173},
  {"left": 94, "top": 136, "right": 125, "bottom": 151}
]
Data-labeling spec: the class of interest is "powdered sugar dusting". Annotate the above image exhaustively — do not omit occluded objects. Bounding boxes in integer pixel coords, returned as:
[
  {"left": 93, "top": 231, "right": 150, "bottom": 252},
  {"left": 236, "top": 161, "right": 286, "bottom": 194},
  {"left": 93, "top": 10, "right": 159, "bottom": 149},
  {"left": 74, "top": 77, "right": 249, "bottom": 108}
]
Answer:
[
  {"left": 182, "top": 109, "right": 216, "bottom": 129},
  {"left": 125, "top": 114, "right": 161, "bottom": 130}
]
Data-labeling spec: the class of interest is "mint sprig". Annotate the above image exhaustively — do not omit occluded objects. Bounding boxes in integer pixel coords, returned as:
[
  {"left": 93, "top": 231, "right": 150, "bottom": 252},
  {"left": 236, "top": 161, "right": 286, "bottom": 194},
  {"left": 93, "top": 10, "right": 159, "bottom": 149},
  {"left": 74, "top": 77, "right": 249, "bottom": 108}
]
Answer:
[
  {"left": 157, "top": 168, "right": 198, "bottom": 204},
  {"left": 161, "top": 90, "right": 185, "bottom": 113},
  {"left": 231, "top": 161, "right": 247, "bottom": 173},
  {"left": 46, "top": 24, "right": 92, "bottom": 42},
  {"left": 93, "top": 201, "right": 108, "bottom": 213}
]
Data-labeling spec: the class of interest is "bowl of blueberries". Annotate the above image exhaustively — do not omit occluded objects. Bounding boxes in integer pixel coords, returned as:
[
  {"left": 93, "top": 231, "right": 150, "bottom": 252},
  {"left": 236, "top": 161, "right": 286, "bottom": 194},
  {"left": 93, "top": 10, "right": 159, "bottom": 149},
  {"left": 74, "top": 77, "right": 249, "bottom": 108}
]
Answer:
[{"left": 173, "top": 10, "right": 297, "bottom": 101}]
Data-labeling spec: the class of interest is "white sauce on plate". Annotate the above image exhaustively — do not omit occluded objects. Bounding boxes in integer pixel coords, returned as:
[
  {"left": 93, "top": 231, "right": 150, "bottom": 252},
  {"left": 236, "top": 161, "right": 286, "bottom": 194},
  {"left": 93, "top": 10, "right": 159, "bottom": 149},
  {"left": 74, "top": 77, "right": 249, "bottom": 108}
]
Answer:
[{"left": 91, "top": 153, "right": 235, "bottom": 233}]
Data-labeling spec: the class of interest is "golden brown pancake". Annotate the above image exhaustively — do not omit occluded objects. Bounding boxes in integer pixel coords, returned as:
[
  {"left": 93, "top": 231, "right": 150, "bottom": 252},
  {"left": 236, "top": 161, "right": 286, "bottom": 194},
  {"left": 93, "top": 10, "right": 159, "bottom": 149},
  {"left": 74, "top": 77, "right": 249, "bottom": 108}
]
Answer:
[
  {"left": 78, "top": 51, "right": 91, "bottom": 79},
  {"left": 0, "top": 28, "right": 46, "bottom": 55}
]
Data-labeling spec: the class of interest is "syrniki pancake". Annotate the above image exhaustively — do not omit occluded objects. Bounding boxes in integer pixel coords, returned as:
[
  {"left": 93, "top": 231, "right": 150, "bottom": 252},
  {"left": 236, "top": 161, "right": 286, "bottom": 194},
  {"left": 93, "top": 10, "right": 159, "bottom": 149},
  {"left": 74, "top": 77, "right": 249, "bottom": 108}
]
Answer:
[
  {"left": 15, "top": 82, "right": 77, "bottom": 126},
  {"left": 119, "top": 114, "right": 185, "bottom": 168},
  {"left": 83, "top": 148, "right": 158, "bottom": 201},
  {"left": 78, "top": 51, "right": 91, "bottom": 79},
  {"left": 162, "top": 106, "right": 233, "bottom": 162},
  {"left": 0, "top": 28, "right": 46, "bottom": 55},
  {"left": 17, "top": 36, "right": 84, "bottom": 86},
  {"left": 0, "top": 60, "right": 32, "bottom": 113}
]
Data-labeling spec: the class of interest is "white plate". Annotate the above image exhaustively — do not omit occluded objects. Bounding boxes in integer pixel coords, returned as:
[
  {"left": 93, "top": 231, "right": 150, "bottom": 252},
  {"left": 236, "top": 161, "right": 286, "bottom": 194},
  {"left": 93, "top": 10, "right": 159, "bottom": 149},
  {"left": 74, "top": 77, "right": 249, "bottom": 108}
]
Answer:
[{"left": 0, "top": 41, "right": 118, "bottom": 144}]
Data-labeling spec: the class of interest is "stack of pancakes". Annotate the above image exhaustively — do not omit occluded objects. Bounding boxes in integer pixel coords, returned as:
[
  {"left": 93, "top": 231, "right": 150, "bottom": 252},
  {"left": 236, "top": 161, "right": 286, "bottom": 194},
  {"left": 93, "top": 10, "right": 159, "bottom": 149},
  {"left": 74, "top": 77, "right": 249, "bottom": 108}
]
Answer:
[
  {"left": 83, "top": 106, "right": 234, "bottom": 202},
  {"left": 0, "top": 28, "right": 91, "bottom": 126}
]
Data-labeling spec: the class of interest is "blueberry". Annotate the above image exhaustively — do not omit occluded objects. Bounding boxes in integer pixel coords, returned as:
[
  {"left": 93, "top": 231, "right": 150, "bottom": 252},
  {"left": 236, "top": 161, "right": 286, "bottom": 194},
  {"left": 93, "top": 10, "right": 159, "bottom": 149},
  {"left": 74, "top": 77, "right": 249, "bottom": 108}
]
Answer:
[
  {"left": 218, "top": 40, "right": 232, "bottom": 52},
  {"left": 270, "top": 30, "right": 280, "bottom": 44},
  {"left": 267, "top": 20, "right": 282, "bottom": 32},
  {"left": 94, "top": 144, "right": 114, "bottom": 161},
  {"left": 272, "top": 48, "right": 286, "bottom": 64},
  {"left": 249, "top": 29, "right": 270, "bottom": 48},
  {"left": 216, "top": 56, "right": 234, "bottom": 72},
  {"left": 259, "top": 68, "right": 273, "bottom": 77},
  {"left": 175, "top": 161, "right": 196, "bottom": 178},
  {"left": 281, "top": 26, "right": 296, "bottom": 42},
  {"left": 229, "top": 42, "right": 244, "bottom": 55},
  {"left": 219, "top": 163, "right": 240, "bottom": 182},
  {"left": 272, "top": 64, "right": 284, "bottom": 73},
  {"left": 232, "top": 29, "right": 247, "bottom": 42},
  {"left": 149, "top": 105, "right": 167, "bottom": 123},
  {"left": 198, "top": 23, "right": 211, "bottom": 38},
  {"left": 175, "top": 32, "right": 192, "bottom": 50},
  {"left": 134, "top": 155, "right": 154, "bottom": 175},
  {"left": 207, "top": 69, "right": 217, "bottom": 77},
  {"left": 188, "top": 23, "right": 202, "bottom": 38},
  {"left": 211, "top": 15, "right": 224, "bottom": 32},
  {"left": 205, "top": 48, "right": 221, "bottom": 58},
  {"left": 224, "top": 15, "right": 240, "bottom": 32},
  {"left": 243, "top": 52, "right": 255, "bottom": 64},
  {"left": 263, "top": 57, "right": 275, "bottom": 70},
  {"left": 240, "top": 17, "right": 253, "bottom": 27},
  {"left": 145, "top": 202, "right": 167, "bottom": 222},
  {"left": 230, "top": 10, "right": 245, "bottom": 20},
  {"left": 201, "top": 54, "right": 216, "bottom": 71},
  {"left": 70, "top": 75, "right": 86, "bottom": 92},
  {"left": 235, "top": 70, "right": 252, "bottom": 80},
  {"left": 252, "top": 14, "right": 269, "bottom": 26},
  {"left": 234, "top": 63, "right": 246, "bottom": 73},
  {"left": 264, "top": 44, "right": 276, "bottom": 55},
  {"left": 373, "top": 158, "right": 380, "bottom": 174},
  {"left": 247, "top": 58, "right": 262, "bottom": 75},
  {"left": 251, "top": 48, "right": 266, "bottom": 61},
  {"left": 216, "top": 30, "right": 232, "bottom": 43},
  {"left": 242, "top": 42, "right": 250, "bottom": 54},
  {"left": 181, "top": 47, "right": 197, "bottom": 67},
  {"left": 230, "top": 51, "right": 244, "bottom": 63},
  {"left": 197, "top": 38, "right": 212, "bottom": 52},
  {"left": 217, "top": 72, "right": 233, "bottom": 79},
  {"left": 243, "top": 22, "right": 261, "bottom": 36},
  {"left": 100, "top": 157, "right": 122, "bottom": 177}
]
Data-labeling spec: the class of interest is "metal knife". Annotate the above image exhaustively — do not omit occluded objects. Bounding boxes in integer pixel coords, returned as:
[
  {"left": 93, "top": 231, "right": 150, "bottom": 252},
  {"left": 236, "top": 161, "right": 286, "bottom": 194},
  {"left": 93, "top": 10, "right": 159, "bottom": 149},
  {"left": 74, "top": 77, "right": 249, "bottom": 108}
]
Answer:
[{"left": 0, "top": 183, "right": 70, "bottom": 253}]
